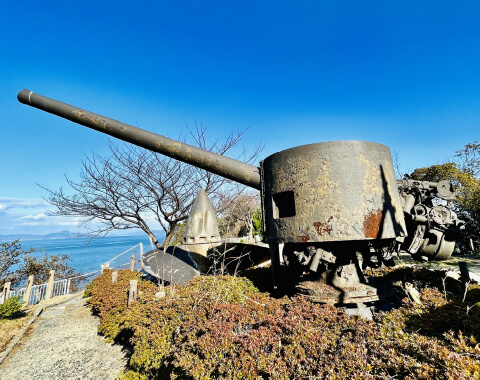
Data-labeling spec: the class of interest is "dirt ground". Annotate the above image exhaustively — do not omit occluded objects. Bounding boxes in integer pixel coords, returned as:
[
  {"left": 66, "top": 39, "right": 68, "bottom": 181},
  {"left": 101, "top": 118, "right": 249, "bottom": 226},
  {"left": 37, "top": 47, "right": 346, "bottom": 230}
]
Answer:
[{"left": 0, "top": 311, "right": 32, "bottom": 353}]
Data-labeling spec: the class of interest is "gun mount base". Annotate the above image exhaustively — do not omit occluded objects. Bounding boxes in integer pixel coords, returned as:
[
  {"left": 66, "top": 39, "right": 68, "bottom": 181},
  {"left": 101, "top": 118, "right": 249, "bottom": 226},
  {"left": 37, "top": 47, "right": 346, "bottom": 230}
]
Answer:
[{"left": 296, "top": 281, "right": 379, "bottom": 304}]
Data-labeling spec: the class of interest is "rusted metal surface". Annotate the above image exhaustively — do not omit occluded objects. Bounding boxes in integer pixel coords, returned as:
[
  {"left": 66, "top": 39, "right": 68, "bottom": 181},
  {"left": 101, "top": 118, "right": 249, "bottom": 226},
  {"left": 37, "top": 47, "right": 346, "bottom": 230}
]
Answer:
[
  {"left": 17, "top": 90, "right": 261, "bottom": 189},
  {"left": 262, "top": 141, "right": 406, "bottom": 243},
  {"left": 363, "top": 210, "right": 383, "bottom": 238},
  {"left": 313, "top": 217, "right": 333, "bottom": 236}
]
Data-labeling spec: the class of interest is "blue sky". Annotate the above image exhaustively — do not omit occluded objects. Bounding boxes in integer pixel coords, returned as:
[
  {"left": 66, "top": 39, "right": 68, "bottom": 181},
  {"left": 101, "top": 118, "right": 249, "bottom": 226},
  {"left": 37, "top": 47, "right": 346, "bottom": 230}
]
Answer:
[{"left": 1, "top": 1, "right": 479, "bottom": 236}]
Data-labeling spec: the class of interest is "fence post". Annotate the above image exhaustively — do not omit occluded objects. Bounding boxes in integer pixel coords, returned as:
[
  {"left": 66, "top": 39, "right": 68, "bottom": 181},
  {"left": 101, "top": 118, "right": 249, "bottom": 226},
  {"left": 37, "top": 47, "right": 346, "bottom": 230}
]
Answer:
[
  {"left": 23, "top": 275, "right": 34, "bottom": 305},
  {"left": 130, "top": 255, "right": 135, "bottom": 271},
  {"left": 128, "top": 279, "right": 137, "bottom": 306},
  {"left": 1, "top": 282, "right": 11, "bottom": 304},
  {"left": 45, "top": 270, "right": 55, "bottom": 300},
  {"left": 3, "top": 282, "right": 11, "bottom": 300},
  {"left": 112, "top": 271, "right": 118, "bottom": 283}
]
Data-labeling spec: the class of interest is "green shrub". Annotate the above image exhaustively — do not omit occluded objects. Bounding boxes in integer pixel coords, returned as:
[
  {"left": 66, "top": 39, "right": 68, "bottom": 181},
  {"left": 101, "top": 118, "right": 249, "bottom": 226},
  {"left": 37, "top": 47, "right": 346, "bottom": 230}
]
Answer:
[
  {"left": 86, "top": 270, "right": 158, "bottom": 342},
  {"left": 83, "top": 282, "right": 93, "bottom": 298},
  {"left": 87, "top": 269, "right": 480, "bottom": 379},
  {"left": 0, "top": 296, "right": 22, "bottom": 319}
]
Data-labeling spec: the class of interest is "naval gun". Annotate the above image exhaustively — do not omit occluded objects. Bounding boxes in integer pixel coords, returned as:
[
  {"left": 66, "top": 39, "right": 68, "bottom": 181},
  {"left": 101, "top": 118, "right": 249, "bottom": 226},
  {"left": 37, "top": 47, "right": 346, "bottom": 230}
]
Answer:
[{"left": 18, "top": 89, "right": 408, "bottom": 307}]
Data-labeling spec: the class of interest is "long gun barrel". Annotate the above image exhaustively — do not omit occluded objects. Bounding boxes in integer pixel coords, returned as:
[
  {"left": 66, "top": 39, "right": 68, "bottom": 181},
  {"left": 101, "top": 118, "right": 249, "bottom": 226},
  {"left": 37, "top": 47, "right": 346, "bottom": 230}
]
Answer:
[{"left": 17, "top": 90, "right": 261, "bottom": 189}]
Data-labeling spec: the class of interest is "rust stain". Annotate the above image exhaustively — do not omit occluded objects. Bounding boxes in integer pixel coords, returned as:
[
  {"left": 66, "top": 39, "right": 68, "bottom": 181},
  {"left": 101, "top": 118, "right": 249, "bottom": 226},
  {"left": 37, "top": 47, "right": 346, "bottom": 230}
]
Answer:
[
  {"left": 363, "top": 209, "right": 383, "bottom": 238},
  {"left": 313, "top": 216, "right": 333, "bottom": 236},
  {"left": 301, "top": 235, "right": 310, "bottom": 242}
]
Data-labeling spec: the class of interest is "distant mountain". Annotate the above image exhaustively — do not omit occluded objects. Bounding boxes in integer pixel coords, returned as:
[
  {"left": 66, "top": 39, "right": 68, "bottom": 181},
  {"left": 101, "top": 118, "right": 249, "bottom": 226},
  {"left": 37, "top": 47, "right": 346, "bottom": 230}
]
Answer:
[
  {"left": 0, "top": 230, "right": 80, "bottom": 242},
  {"left": 0, "top": 229, "right": 166, "bottom": 242}
]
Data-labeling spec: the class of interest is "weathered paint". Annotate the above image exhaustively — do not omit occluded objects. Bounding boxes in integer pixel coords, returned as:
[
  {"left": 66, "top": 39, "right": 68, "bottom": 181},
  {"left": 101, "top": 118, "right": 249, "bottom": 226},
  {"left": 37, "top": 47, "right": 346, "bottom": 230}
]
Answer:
[{"left": 262, "top": 141, "right": 407, "bottom": 243}]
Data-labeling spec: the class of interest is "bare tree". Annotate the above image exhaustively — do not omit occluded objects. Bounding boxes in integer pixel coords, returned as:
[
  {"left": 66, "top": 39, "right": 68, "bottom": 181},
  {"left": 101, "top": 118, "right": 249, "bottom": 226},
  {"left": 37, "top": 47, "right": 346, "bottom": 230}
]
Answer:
[
  {"left": 391, "top": 150, "right": 403, "bottom": 179},
  {"left": 43, "top": 125, "right": 262, "bottom": 249},
  {"left": 218, "top": 191, "right": 261, "bottom": 240}
]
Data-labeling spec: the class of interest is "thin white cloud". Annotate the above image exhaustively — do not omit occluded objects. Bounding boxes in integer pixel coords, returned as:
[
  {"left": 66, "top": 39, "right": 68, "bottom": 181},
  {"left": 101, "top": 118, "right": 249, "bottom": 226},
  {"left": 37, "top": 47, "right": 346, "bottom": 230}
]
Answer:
[
  {"left": 0, "top": 198, "right": 161, "bottom": 236},
  {"left": 0, "top": 198, "right": 77, "bottom": 235},
  {"left": 18, "top": 216, "right": 80, "bottom": 228},
  {"left": 19, "top": 213, "right": 47, "bottom": 221},
  {"left": 20, "top": 221, "right": 46, "bottom": 226},
  {"left": 0, "top": 198, "right": 49, "bottom": 209}
]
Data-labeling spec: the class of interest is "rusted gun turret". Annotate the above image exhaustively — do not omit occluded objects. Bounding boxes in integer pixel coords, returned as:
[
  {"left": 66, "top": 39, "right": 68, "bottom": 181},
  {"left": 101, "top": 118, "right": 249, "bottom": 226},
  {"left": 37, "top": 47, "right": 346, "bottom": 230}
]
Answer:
[{"left": 18, "top": 89, "right": 408, "bottom": 311}]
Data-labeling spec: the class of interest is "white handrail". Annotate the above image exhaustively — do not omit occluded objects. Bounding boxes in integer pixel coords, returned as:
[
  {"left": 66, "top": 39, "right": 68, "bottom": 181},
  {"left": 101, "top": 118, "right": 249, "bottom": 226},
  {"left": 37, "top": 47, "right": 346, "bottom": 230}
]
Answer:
[
  {"left": 1, "top": 242, "right": 143, "bottom": 305},
  {"left": 104, "top": 243, "right": 143, "bottom": 265}
]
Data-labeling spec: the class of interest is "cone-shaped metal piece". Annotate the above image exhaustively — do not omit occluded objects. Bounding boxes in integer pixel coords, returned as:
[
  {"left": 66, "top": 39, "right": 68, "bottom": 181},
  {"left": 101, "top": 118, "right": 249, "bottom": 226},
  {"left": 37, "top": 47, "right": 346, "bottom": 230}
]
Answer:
[{"left": 184, "top": 190, "right": 221, "bottom": 244}]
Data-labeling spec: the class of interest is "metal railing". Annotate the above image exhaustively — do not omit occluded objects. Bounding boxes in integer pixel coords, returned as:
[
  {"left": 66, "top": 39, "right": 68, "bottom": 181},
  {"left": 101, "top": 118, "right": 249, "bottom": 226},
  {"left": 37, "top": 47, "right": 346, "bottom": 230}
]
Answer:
[
  {"left": 1, "top": 287, "right": 26, "bottom": 303},
  {"left": 1, "top": 243, "right": 144, "bottom": 305},
  {"left": 102, "top": 243, "right": 144, "bottom": 272},
  {"left": 2, "top": 283, "right": 47, "bottom": 305},
  {"left": 29, "top": 283, "right": 48, "bottom": 305}
]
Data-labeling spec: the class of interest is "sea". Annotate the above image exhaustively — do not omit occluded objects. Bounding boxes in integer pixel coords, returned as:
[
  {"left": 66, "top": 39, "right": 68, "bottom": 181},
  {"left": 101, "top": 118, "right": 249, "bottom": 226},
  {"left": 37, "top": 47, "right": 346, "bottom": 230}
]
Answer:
[{"left": 17, "top": 235, "right": 158, "bottom": 275}]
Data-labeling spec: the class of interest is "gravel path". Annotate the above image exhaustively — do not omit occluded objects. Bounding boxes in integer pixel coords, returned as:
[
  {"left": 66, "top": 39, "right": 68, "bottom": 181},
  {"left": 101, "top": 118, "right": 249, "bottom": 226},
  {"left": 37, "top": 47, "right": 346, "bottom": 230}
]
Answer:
[{"left": 0, "top": 293, "right": 127, "bottom": 380}]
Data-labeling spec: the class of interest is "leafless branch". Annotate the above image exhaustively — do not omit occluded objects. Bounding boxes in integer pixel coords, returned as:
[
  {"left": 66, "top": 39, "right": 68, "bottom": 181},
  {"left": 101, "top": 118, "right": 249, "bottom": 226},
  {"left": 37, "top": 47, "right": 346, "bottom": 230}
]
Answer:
[{"left": 41, "top": 125, "right": 262, "bottom": 249}]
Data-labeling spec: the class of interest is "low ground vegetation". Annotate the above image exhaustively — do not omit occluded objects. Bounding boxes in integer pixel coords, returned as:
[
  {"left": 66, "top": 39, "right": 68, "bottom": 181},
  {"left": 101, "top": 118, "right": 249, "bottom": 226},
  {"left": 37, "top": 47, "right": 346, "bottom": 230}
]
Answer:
[
  {"left": 85, "top": 267, "right": 480, "bottom": 379},
  {"left": 0, "top": 300, "right": 30, "bottom": 352}
]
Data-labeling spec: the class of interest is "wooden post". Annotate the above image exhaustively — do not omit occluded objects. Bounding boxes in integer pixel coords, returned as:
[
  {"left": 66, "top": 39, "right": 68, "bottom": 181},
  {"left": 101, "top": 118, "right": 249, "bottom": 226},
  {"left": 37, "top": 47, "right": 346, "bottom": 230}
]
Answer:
[
  {"left": 45, "top": 270, "right": 55, "bottom": 300},
  {"left": 101, "top": 263, "right": 110, "bottom": 274},
  {"left": 23, "top": 275, "right": 34, "bottom": 305},
  {"left": 130, "top": 255, "right": 135, "bottom": 271},
  {"left": 112, "top": 271, "right": 118, "bottom": 284},
  {"left": 128, "top": 279, "right": 138, "bottom": 306},
  {"left": 3, "top": 282, "right": 11, "bottom": 301}
]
